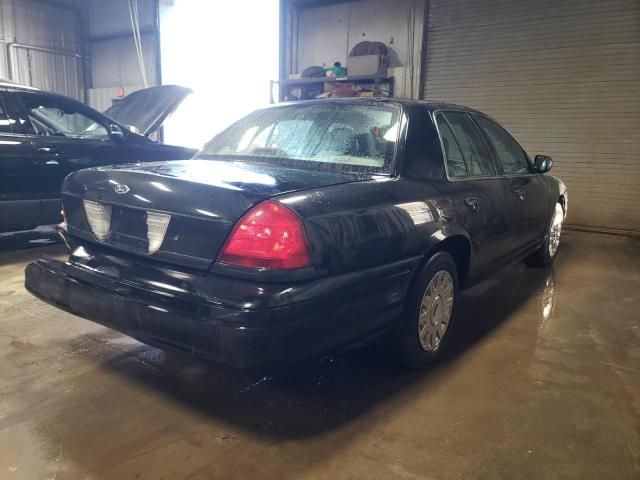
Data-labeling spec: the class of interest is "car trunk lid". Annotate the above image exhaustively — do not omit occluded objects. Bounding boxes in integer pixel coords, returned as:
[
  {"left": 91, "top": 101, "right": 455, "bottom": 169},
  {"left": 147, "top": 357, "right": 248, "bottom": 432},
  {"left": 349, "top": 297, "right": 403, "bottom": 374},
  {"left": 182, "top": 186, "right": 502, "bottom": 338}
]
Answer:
[{"left": 62, "top": 159, "right": 372, "bottom": 270}]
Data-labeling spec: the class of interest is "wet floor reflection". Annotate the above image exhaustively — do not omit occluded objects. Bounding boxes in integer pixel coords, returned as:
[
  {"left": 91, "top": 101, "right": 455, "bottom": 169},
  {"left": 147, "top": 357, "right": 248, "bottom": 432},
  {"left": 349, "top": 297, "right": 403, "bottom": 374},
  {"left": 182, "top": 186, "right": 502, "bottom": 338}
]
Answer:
[
  {"left": 55, "top": 263, "right": 558, "bottom": 441},
  {"left": 5, "top": 232, "right": 639, "bottom": 479},
  {"left": 0, "top": 225, "right": 61, "bottom": 253}
]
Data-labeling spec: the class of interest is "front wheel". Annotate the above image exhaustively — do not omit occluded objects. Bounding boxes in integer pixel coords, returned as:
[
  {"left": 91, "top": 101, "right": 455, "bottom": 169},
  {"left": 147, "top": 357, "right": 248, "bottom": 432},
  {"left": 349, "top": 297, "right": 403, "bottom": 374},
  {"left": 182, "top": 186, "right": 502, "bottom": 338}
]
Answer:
[
  {"left": 527, "top": 202, "right": 564, "bottom": 267},
  {"left": 392, "top": 251, "right": 459, "bottom": 369}
]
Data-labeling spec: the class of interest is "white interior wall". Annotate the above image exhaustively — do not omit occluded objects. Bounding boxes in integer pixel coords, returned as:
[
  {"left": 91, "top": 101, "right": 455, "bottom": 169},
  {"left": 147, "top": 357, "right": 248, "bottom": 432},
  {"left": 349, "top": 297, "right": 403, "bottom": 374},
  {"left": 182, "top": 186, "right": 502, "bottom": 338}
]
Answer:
[
  {"left": 294, "top": 0, "right": 425, "bottom": 98},
  {"left": 90, "top": 36, "right": 157, "bottom": 90},
  {"left": 83, "top": 0, "right": 158, "bottom": 111},
  {"left": 297, "top": 3, "right": 350, "bottom": 69}
]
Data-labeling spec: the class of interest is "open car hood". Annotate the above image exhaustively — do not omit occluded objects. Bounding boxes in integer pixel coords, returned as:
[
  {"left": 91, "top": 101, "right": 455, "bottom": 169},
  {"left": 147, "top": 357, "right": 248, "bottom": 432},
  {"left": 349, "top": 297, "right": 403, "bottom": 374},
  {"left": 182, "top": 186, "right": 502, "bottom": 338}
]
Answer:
[{"left": 102, "top": 85, "right": 192, "bottom": 137}]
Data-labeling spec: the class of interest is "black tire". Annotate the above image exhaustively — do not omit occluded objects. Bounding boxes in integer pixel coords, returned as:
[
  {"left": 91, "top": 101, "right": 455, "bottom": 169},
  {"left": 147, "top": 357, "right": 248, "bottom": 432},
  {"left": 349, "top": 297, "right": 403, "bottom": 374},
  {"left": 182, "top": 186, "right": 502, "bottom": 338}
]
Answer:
[
  {"left": 526, "top": 202, "right": 564, "bottom": 268},
  {"left": 392, "top": 251, "right": 459, "bottom": 369}
]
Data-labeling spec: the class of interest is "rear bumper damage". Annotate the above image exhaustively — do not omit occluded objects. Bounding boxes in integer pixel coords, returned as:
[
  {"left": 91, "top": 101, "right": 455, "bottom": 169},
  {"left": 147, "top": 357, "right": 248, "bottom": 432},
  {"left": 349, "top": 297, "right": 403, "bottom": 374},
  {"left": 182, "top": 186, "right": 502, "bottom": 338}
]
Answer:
[{"left": 25, "top": 252, "right": 418, "bottom": 368}]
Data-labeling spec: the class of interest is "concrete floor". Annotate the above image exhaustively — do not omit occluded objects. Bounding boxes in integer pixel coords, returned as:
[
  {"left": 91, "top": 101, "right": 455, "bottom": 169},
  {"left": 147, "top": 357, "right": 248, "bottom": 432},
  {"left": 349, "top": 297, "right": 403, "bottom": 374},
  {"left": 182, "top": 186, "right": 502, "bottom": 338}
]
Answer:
[{"left": 0, "top": 230, "right": 638, "bottom": 480}]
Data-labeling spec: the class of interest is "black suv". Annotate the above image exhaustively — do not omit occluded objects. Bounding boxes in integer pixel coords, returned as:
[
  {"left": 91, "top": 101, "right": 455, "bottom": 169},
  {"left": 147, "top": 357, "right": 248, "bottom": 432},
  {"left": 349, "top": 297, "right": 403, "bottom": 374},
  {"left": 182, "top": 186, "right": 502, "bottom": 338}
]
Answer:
[{"left": 0, "top": 82, "right": 196, "bottom": 232}]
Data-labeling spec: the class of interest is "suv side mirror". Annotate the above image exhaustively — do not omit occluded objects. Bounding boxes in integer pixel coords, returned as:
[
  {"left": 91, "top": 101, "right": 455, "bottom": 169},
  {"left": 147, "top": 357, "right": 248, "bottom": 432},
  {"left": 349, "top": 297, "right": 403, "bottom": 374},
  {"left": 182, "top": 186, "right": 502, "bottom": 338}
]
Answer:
[
  {"left": 108, "top": 124, "right": 125, "bottom": 141},
  {"left": 534, "top": 154, "right": 553, "bottom": 173}
]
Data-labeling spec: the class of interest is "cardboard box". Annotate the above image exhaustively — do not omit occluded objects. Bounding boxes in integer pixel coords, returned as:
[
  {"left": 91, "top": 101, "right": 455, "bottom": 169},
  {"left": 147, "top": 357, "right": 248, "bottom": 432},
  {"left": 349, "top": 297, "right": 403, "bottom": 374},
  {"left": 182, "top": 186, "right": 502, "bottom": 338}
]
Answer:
[{"left": 346, "top": 54, "right": 388, "bottom": 77}]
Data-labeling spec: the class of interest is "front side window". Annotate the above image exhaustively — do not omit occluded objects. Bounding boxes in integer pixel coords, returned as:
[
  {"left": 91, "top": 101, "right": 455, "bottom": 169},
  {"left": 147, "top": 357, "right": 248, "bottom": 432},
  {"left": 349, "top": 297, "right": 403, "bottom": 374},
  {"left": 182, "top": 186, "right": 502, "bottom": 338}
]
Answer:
[
  {"left": 199, "top": 103, "right": 401, "bottom": 174},
  {"left": 18, "top": 93, "right": 109, "bottom": 139},
  {"left": 436, "top": 111, "right": 496, "bottom": 178},
  {"left": 474, "top": 115, "right": 530, "bottom": 175}
]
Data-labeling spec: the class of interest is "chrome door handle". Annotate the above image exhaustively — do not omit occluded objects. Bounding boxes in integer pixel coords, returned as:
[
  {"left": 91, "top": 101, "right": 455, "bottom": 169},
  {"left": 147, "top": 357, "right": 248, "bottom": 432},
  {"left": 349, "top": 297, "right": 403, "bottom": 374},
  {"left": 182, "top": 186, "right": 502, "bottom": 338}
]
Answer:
[
  {"left": 514, "top": 189, "right": 526, "bottom": 200},
  {"left": 37, "top": 146, "right": 60, "bottom": 156},
  {"left": 464, "top": 196, "right": 479, "bottom": 211},
  {"left": 33, "top": 158, "right": 61, "bottom": 166}
]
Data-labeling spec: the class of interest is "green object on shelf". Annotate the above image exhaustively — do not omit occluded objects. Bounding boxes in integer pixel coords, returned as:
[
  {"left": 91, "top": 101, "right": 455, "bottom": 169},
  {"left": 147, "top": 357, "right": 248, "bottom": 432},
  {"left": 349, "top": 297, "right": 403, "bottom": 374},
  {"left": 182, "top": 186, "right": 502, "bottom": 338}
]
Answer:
[{"left": 326, "top": 63, "right": 347, "bottom": 77}]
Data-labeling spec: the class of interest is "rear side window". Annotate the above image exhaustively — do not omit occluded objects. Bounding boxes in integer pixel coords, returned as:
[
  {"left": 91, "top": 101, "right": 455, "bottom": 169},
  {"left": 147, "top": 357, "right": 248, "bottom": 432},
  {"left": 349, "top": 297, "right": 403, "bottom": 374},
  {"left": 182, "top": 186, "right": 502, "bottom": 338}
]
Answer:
[
  {"left": 435, "top": 114, "right": 467, "bottom": 177},
  {"left": 444, "top": 112, "right": 496, "bottom": 176},
  {"left": 474, "top": 115, "right": 530, "bottom": 175}
]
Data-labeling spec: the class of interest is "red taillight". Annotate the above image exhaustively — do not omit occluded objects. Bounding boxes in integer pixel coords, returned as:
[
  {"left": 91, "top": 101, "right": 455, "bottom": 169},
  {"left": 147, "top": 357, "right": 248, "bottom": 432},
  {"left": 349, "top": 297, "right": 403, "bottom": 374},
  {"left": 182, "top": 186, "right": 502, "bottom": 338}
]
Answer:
[{"left": 218, "top": 200, "right": 309, "bottom": 269}]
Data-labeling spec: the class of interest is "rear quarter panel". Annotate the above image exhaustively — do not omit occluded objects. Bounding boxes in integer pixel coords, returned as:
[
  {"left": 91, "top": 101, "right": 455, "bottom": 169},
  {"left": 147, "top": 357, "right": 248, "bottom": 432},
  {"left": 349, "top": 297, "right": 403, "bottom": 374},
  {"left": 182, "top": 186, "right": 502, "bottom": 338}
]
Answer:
[{"left": 277, "top": 178, "right": 466, "bottom": 276}]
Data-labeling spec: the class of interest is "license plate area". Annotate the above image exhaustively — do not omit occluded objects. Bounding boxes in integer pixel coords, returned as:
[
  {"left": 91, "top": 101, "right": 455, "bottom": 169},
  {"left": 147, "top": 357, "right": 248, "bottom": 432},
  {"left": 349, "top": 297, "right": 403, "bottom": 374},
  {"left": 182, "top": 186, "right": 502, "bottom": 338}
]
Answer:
[{"left": 108, "top": 206, "right": 149, "bottom": 253}]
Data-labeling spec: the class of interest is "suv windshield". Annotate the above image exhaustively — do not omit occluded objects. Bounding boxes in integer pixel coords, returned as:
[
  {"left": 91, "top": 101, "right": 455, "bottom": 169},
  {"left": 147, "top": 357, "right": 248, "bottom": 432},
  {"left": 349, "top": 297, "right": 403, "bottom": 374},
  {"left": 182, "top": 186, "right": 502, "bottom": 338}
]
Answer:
[{"left": 198, "top": 103, "right": 401, "bottom": 174}]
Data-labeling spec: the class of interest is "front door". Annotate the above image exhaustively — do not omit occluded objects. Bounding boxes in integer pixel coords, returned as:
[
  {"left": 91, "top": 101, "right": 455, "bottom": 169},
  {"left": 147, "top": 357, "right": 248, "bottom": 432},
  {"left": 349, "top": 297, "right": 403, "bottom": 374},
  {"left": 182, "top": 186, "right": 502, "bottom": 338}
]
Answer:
[
  {"left": 14, "top": 91, "right": 122, "bottom": 225},
  {"left": 473, "top": 115, "right": 548, "bottom": 252},
  {"left": 510, "top": 175, "right": 548, "bottom": 249},
  {"left": 0, "top": 91, "right": 42, "bottom": 231}
]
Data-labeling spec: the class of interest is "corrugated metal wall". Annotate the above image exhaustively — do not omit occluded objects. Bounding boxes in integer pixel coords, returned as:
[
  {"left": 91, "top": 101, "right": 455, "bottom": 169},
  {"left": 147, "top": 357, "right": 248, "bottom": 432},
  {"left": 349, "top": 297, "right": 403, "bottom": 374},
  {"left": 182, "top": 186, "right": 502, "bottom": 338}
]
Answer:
[
  {"left": 0, "top": 0, "right": 84, "bottom": 99},
  {"left": 423, "top": 0, "right": 640, "bottom": 234},
  {"left": 0, "top": 0, "right": 158, "bottom": 109}
]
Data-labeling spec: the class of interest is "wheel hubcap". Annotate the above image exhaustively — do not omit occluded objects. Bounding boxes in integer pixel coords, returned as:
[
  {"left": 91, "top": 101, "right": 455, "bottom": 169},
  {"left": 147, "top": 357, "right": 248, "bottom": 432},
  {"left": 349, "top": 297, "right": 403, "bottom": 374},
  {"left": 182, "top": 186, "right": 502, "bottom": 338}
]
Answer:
[
  {"left": 418, "top": 270, "right": 454, "bottom": 352},
  {"left": 548, "top": 203, "right": 564, "bottom": 257}
]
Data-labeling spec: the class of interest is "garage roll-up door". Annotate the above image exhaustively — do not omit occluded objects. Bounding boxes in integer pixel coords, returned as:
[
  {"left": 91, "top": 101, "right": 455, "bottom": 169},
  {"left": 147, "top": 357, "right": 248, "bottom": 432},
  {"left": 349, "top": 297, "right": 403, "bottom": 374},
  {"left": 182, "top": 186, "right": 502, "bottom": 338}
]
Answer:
[{"left": 423, "top": 0, "right": 640, "bottom": 234}]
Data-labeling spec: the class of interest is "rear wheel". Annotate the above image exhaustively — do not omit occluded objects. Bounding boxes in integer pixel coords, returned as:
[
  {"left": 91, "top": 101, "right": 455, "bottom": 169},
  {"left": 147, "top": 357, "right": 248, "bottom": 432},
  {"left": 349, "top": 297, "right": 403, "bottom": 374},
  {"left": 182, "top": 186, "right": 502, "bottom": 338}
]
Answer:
[
  {"left": 527, "top": 202, "right": 564, "bottom": 267},
  {"left": 392, "top": 251, "right": 459, "bottom": 369}
]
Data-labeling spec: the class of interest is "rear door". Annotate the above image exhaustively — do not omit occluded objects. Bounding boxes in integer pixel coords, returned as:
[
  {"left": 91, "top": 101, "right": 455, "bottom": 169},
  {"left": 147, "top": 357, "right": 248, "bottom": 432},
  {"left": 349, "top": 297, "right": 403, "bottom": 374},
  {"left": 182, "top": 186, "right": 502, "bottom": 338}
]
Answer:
[
  {"left": 0, "top": 89, "right": 42, "bottom": 231},
  {"left": 473, "top": 115, "right": 548, "bottom": 252},
  {"left": 434, "top": 111, "right": 514, "bottom": 273}
]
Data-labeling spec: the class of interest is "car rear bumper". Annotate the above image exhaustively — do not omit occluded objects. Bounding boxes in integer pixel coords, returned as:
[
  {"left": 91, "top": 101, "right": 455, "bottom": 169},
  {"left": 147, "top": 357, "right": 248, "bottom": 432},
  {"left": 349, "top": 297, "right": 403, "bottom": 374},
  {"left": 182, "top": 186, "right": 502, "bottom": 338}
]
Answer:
[{"left": 25, "top": 254, "right": 419, "bottom": 368}]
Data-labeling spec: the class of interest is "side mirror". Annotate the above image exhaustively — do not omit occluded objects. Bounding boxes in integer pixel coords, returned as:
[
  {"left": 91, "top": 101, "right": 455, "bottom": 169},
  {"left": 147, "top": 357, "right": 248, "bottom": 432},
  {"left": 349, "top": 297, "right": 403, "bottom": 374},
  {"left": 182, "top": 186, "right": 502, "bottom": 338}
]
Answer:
[
  {"left": 108, "top": 124, "right": 125, "bottom": 141},
  {"left": 534, "top": 154, "right": 553, "bottom": 173}
]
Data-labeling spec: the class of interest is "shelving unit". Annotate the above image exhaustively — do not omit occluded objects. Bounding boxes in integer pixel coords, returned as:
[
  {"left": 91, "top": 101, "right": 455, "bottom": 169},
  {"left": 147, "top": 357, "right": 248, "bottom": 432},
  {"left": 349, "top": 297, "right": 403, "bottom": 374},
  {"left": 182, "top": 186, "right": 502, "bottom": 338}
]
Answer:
[{"left": 270, "top": 75, "right": 394, "bottom": 103}]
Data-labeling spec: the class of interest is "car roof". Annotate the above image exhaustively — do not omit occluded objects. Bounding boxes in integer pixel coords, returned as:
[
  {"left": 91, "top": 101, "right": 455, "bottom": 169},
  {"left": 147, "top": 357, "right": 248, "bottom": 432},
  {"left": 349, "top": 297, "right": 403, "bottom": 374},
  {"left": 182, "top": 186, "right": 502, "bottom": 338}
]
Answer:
[{"left": 266, "top": 97, "right": 486, "bottom": 115}]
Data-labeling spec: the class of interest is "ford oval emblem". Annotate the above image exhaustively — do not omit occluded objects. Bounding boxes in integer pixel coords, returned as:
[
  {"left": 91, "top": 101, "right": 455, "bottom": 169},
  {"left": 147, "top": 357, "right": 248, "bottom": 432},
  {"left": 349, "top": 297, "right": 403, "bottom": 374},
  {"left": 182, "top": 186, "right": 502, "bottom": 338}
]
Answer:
[{"left": 114, "top": 184, "right": 130, "bottom": 195}]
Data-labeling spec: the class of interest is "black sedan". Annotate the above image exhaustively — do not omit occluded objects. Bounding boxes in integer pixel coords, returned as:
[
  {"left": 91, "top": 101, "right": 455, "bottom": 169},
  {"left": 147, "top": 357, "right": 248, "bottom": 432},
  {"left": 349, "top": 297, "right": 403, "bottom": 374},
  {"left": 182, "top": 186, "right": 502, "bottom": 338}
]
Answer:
[
  {"left": 0, "top": 82, "right": 196, "bottom": 232},
  {"left": 25, "top": 99, "right": 567, "bottom": 369}
]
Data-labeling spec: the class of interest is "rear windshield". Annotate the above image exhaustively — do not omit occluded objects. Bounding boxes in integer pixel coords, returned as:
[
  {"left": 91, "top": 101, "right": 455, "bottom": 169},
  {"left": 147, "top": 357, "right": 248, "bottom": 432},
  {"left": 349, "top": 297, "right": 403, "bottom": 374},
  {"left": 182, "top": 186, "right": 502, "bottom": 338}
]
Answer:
[{"left": 197, "top": 103, "right": 401, "bottom": 174}]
